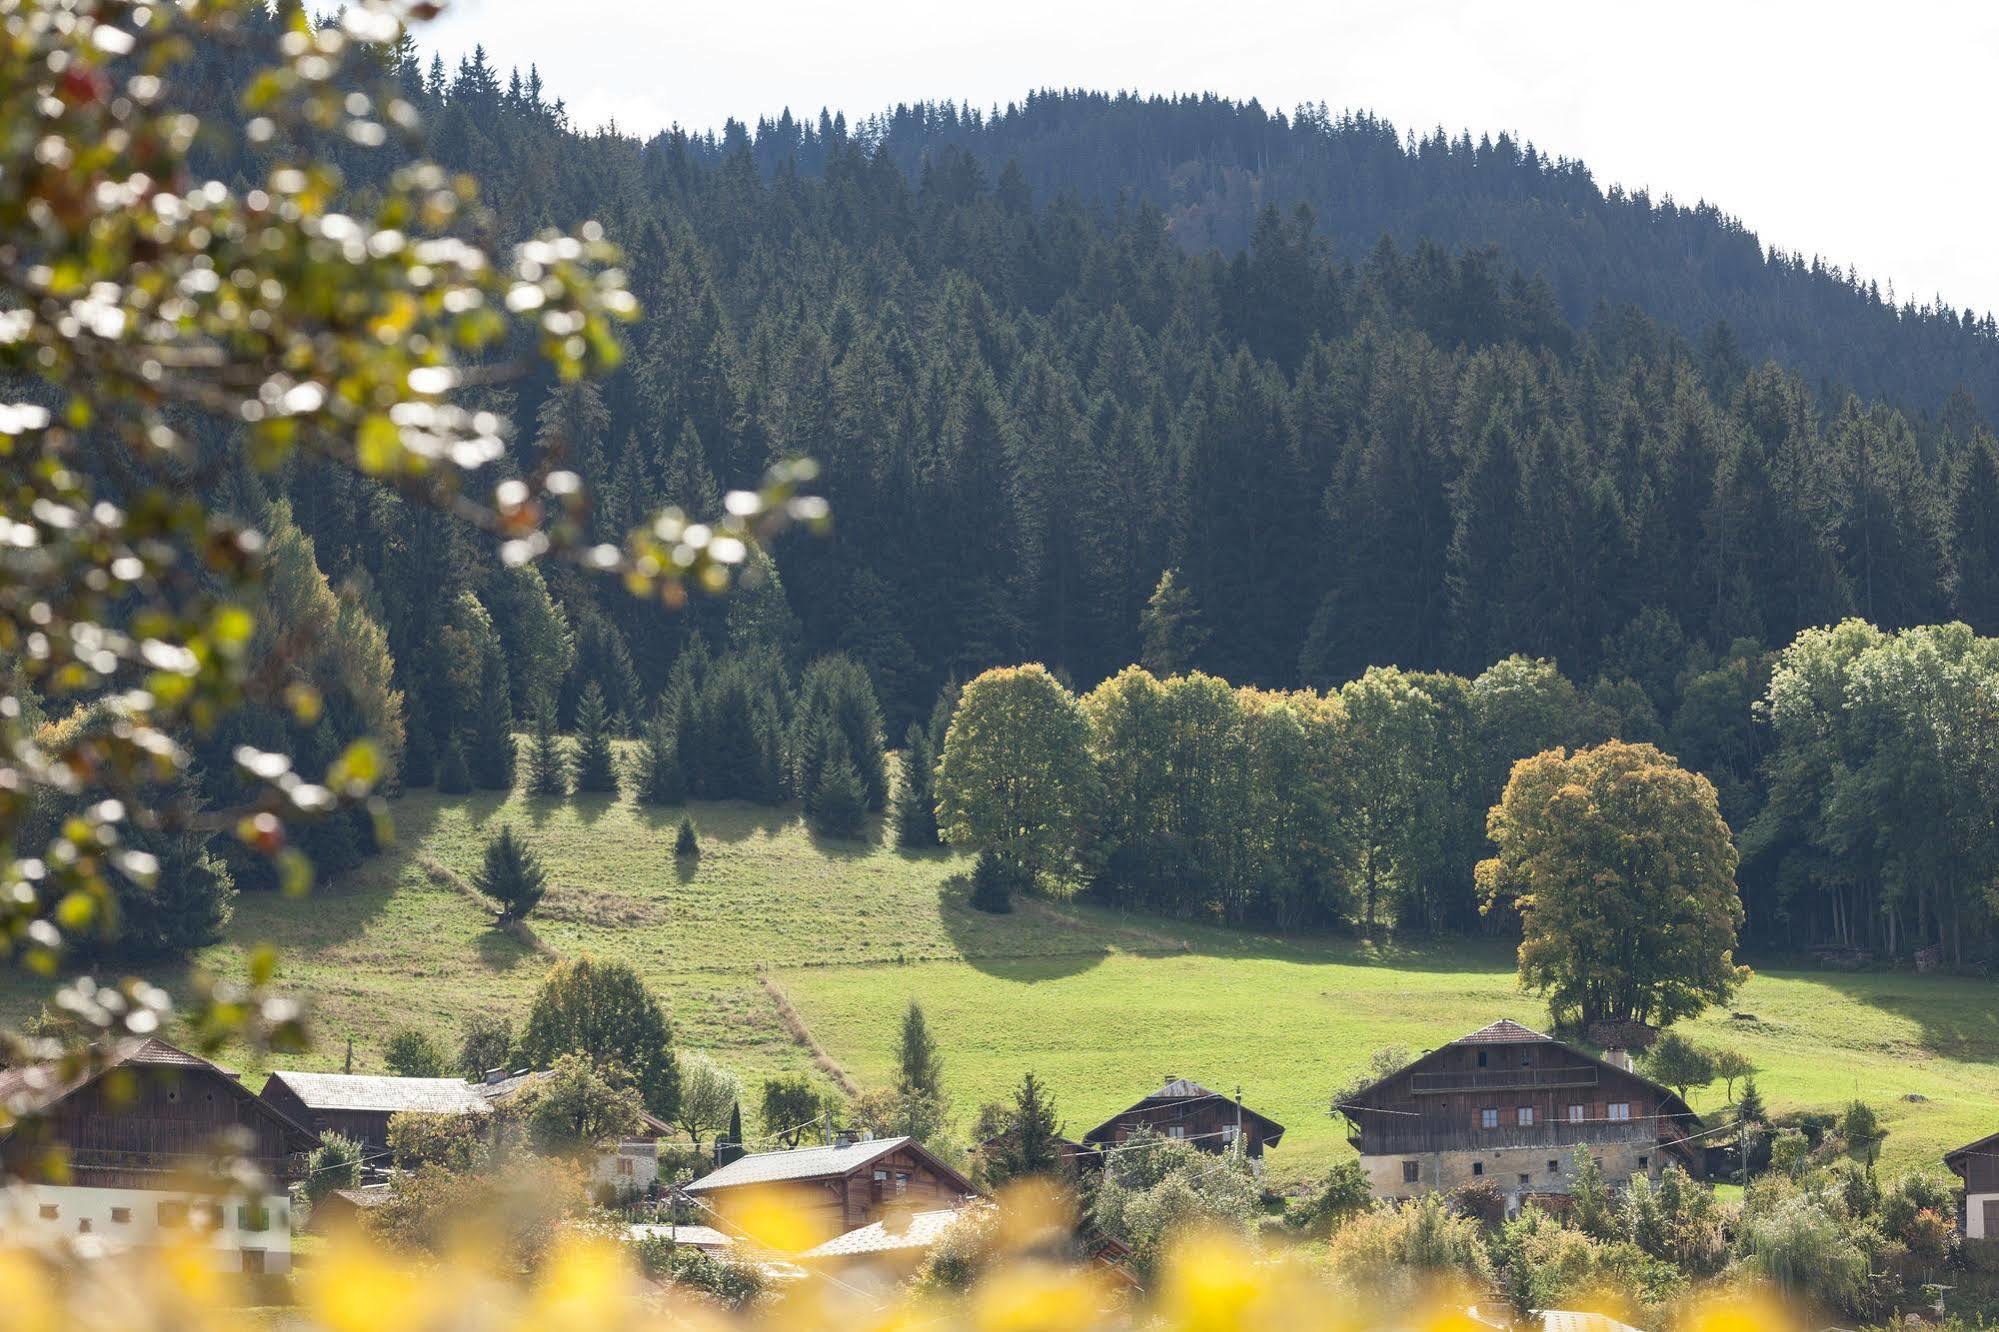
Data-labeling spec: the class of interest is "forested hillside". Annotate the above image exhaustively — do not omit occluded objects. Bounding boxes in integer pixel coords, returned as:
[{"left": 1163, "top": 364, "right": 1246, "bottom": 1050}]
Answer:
[
  {"left": 725, "top": 92, "right": 1999, "bottom": 421},
  {"left": 142, "top": 22, "right": 1999, "bottom": 961}
]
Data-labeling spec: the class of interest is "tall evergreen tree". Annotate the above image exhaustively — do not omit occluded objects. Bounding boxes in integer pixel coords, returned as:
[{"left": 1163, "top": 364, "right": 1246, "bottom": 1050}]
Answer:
[
  {"left": 468, "top": 640, "right": 517, "bottom": 790},
  {"left": 571, "top": 681, "right": 620, "bottom": 795},
  {"left": 472, "top": 825, "right": 548, "bottom": 924},
  {"left": 634, "top": 698, "right": 689, "bottom": 805},
  {"left": 1138, "top": 567, "right": 1205, "bottom": 676},
  {"left": 895, "top": 1000, "right": 943, "bottom": 1099},
  {"left": 807, "top": 729, "right": 868, "bottom": 839},
  {"left": 523, "top": 699, "right": 570, "bottom": 798},
  {"left": 892, "top": 722, "right": 941, "bottom": 848},
  {"left": 436, "top": 734, "right": 472, "bottom": 795}
]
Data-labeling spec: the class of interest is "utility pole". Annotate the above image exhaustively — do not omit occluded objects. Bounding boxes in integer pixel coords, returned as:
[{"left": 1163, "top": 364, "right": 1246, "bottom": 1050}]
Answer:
[{"left": 1234, "top": 1083, "right": 1244, "bottom": 1159}]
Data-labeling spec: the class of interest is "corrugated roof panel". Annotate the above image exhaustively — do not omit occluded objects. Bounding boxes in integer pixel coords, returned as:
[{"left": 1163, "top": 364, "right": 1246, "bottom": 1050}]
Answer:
[{"left": 684, "top": 1137, "right": 911, "bottom": 1191}]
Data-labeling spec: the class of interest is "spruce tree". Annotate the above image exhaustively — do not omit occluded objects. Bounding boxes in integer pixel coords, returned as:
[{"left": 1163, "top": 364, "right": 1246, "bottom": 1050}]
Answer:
[
  {"left": 1736, "top": 1075, "right": 1769, "bottom": 1173},
  {"left": 1139, "top": 567, "right": 1206, "bottom": 676},
  {"left": 969, "top": 851, "right": 1023, "bottom": 914},
  {"left": 571, "top": 681, "right": 619, "bottom": 795},
  {"left": 808, "top": 731, "right": 868, "bottom": 839},
  {"left": 468, "top": 644, "right": 517, "bottom": 791},
  {"left": 634, "top": 701, "right": 688, "bottom": 805},
  {"left": 718, "top": 1100, "right": 745, "bottom": 1166},
  {"left": 985, "top": 1072, "right": 1061, "bottom": 1187},
  {"left": 403, "top": 723, "right": 437, "bottom": 788},
  {"left": 895, "top": 1000, "right": 943, "bottom": 1099},
  {"left": 472, "top": 825, "right": 547, "bottom": 924},
  {"left": 436, "top": 734, "right": 473, "bottom": 794},
  {"left": 674, "top": 816, "right": 700, "bottom": 858},
  {"left": 524, "top": 699, "right": 570, "bottom": 797},
  {"left": 893, "top": 722, "right": 942, "bottom": 848}
]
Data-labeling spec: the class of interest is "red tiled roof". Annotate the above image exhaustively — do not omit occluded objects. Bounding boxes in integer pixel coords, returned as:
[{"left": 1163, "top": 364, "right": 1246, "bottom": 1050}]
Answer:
[{"left": 1453, "top": 1019, "right": 1552, "bottom": 1045}]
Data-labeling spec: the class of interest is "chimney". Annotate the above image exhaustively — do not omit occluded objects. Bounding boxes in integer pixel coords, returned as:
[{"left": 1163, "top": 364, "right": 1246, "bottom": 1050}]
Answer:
[
  {"left": 833, "top": 1128, "right": 857, "bottom": 1148},
  {"left": 485, "top": 1067, "right": 504, "bottom": 1085},
  {"left": 1603, "top": 1048, "right": 1632, "bottom": 1072}
]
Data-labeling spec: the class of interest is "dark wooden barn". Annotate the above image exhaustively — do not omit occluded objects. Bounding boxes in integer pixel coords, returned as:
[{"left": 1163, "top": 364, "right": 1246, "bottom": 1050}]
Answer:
[
  {"left": 1945, "top": 1131, "right": 1999, "bottom": 1247},
  {"left": 0, "top": 1036, "right": 313, "bottom": 1189},
  {"left": 1081, "top": 1078, "right": 1286, "bottom": 1159},
  {"left": 1336, "top": 1019, "right": 1702, "bottom": 1205}
]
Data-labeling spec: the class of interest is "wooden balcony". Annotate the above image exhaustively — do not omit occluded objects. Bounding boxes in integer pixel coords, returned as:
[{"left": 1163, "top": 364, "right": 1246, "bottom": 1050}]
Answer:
[
  {"left": 1354, "top": 1117, "right": 1688, "bottom": 1158},
  {"left": 1408, "top": 1066, "right": 1600, "bottom": 1095}
]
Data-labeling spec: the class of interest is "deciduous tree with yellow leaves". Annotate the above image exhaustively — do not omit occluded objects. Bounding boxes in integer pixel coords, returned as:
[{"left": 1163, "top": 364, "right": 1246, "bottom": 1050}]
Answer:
[{"left": 1477, "top": 741, "right": 1748, "bottom": 1029}]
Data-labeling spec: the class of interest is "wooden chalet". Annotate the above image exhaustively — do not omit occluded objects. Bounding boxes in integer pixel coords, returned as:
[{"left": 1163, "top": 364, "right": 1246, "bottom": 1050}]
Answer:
[
  {"left": 1944, "top": 1131, "right": 1999, "bottom": 1248},
  {"left": 258, "top": 1068, "right": 534, "bottom": 1152},
  {"left": 0, "top": 1037, "right": 314, "bottom": 1272},
  {"left": 1081, "top": 1078, "right": 1285, "bottom": 1159},
  {"left": 1337, "top": 1019, "right": 1702, "bottom": 1206},
  {"left": 683, "top": 1134, "right": 977, "bottom": 1235}
]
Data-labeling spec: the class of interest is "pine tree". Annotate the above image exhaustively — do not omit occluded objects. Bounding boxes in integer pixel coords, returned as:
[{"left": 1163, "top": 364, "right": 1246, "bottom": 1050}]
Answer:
[
  {"left": 662, "top": 417, "right": 721, "bottom": 518},
  {"left": 112, "top": 824, "right": 235, "bottom": 960},
  {"left": 403, "top": 722, "right": 437, "bottom": 789},
  {"left": 524, "top": 699, "right": 570, "bottom": 797},
  {"left": 674, "top": 816, "right": 700, "bottom": 858},
  {"left": 634, "top": 701, "right": 688, "bottom": 805},
  {"left": 969, "top": 850, "right": 1020, "bottom": 914},
  {"left": 985, "top": 1072, "right": 1062, "bottom": 1187},
  {"left": 473, "top": 825, "right": 548, "bottom": 924},
  {"left": 895, "top": 1000, "right": 943, "bottom": 1099},
  {"left": 1139, "top": 567, "right": 1206, "bottom": 676},
  {"left": 808, "top": 730, "right": 868, "bottom": 839},
  {"left": 893, "top": 722, "right": 941, "bottom": 848},
  {"left": 718, "top": 1100, "right": 745, "bottom": 1166},
  {"left": 571, "top": 681, "right": 619, "bottom": 795},
  {"left": 789, "top": 654, "right": 888, "bottom": 811},
  {"left": 468, "top": 643, "right": 517, "bottom": 790},
  {"left": 437, "top": 734, "right": 472, "bottom": 794},
  {"left": 1736, "top": 1075, "right": 1769, "bottom": 1173}
]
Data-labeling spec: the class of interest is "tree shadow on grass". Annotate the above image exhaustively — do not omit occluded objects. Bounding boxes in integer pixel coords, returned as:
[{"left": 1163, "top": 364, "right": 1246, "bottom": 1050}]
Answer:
[
  {"left": 635, "top": 799, "right": 797, "bottom": 846},
  {"left": 220, "top": 796, "right": 454, "bottom": 958},
  {"left": 937, "top": 874, "right": 1110, "bottom": 982},
  {"left": 475, "top": 924, "right": 535, "bottom": 972},
  {"left": 569, "top": 791, "right": 621, "bottom": 827},
  {"left": 804, "top": 822, "right": 888, "bottom": 861},
  {"left": 1766, "top": 968, "right": 1999, "bottom": 1062},
  {"left": 519, "top": 792, "right": 567, "bottom": 829}
]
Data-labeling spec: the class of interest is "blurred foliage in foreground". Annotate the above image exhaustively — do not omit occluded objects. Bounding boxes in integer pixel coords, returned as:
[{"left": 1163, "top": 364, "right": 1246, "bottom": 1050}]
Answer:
[
  {"left": 0, "top": 0, "right": 820, "bottom": 1095},
  {"left": 0, "top": 1183, "right": 1814, "bottom": 1332}
]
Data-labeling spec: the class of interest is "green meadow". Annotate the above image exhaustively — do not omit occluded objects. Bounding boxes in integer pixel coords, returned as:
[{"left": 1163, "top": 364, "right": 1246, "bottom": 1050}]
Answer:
[{"left": 8, "top": 784, "right": 1996, "bottom": 1188}]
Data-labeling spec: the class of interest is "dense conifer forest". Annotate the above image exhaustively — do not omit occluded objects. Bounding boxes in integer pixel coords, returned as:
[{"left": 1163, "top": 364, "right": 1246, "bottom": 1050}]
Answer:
[{"left": 128, "top": 18, "right": 1999, "bottom": 963}]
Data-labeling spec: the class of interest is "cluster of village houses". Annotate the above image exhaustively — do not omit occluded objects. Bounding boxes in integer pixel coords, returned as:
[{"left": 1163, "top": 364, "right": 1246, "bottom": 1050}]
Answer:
[{"left": 0, "top": 1019, "right": 1993, "bottom": 1287}]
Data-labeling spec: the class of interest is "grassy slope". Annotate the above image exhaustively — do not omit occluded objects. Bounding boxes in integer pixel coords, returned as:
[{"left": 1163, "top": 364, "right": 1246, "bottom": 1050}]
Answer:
[
  {"left": 779, "top": 944, "right": 1999, "bottom": 1185},
  {"left": 5, "top": 783, "right": 1994, "bottom": 1187}
]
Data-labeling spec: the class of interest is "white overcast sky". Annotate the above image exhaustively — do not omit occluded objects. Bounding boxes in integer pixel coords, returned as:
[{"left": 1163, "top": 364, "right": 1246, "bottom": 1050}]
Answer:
[{"left": 424, "top": 0, "right": 1999, "bottom": 318}]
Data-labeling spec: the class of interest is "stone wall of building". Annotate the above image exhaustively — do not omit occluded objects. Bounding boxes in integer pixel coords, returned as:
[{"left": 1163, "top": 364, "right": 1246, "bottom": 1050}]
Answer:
[{"left": 1361, "top": 1137, "right": 1664, "bottom": 1204}]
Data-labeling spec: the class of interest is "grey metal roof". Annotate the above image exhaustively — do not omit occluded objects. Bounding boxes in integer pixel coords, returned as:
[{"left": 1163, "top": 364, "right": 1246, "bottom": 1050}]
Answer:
[
  {"left": 803, "top": 1207, "right": 970, "bottom": 1259},
  {"left": 263, "top": 1070, "right": 495, "bottom": 1115},
  {"left": 683, "top": 1137, "right": 913, "bottom": 1191},
  {"left": 628, "top": 1223, "right": 732, "bottom": 1249}
]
